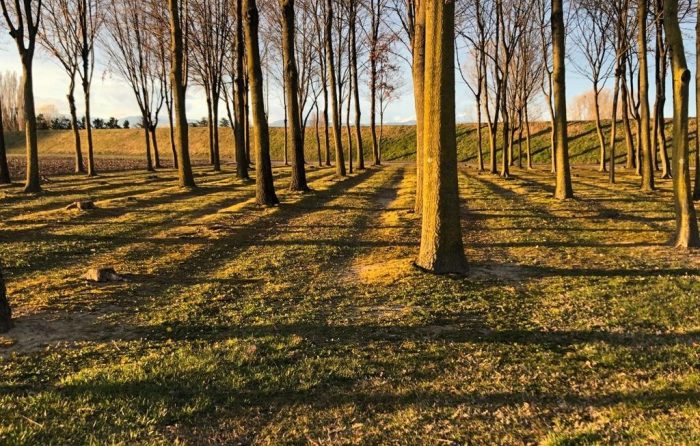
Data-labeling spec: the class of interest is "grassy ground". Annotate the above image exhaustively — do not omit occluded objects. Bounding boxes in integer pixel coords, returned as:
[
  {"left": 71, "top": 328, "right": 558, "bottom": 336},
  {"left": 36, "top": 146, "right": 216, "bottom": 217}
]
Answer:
[
  {"left": 5, "top": 120, "right": 696, "bottom": 168},
  {"left": 1, "top": 163, "right": 699, "bottom": 445}
]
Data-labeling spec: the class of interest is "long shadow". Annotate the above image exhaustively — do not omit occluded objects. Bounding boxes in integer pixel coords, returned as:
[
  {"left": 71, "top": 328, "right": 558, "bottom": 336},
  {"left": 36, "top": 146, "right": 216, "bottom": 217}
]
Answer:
[{"left": 3, "top": 171, "right": 337, "bottom": 280}]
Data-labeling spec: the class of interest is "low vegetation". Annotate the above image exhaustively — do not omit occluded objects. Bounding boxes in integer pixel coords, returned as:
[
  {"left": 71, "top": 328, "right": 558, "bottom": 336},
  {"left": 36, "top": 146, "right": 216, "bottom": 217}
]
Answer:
[{"left": 1, "top": 164, "right": 698, "bottom": 444}]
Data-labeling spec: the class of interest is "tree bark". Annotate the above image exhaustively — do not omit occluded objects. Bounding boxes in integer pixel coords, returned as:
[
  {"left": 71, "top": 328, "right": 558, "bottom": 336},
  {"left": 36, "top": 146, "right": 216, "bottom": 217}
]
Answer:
[
  {"left": 168, "top": 0, "right": 196, "bottom": 188},
  {"left": 244, "top": 0, "right": 279, "bottom": 206},
  {"left": 664, "top": 0, "right": 700, "bottom": 247},
  {"left": 325, "top": 0, "right": 346, "bottom": 176},
  {"left": 233, "top": 0, "right": 249, "bottom": 180},
  {"left": 0, "top": 263, "right": 12, "bottom": 333},
  {"left": 21, "top": 57, "right": 41, "bottom": 193},
  {"left": 416, "top": 0, "right": 468, "bottom": 275},
  {"left": 552, "top": 0, "right": 573, "bottom": 199},
  {"left": 413, "top": 0, "right": 426, "bottom": 212},
  {"left": 67, "top": 77, "right": 85, "bottom": 174},
  {"left": 694, "top": 0, "right": 700, "bottom": 200},
  {"left": 350, "top": 2, "right": 364, "bottom": 171},
  {"left": 639, "top": 0, "right": 655, "bottom": 192},
  {"left": 0, "top": 103, "right": 10, "bottom": 184},
  {"left": 281, "top": 0, "right": 309, "bottom": 192}
]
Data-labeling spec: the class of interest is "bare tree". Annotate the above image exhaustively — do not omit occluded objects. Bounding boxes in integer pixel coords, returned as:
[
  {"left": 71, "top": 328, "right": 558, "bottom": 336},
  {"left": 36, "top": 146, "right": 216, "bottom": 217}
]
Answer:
[
  {"left": 0, "top": 73, "right": 12, "bottom": 184},
  {"left": 570, "top": 0, "right": 613, "bottom": 172},
  {"left": 104, "top": 0, "right": 163, "bottom": 172},
  {"left": 1, "top": 0, "right": 43, "bottom": 193},
  {"left": 552, "top": 0, "right": 573, "bottom": 199},
  {"left": 325, "top": 0, "right": 345, "bottom": 176},
  {"left": 244, "top": 0, "right": 279, "bottom": 205},
  {"left": 664, "top": 0, "right": 699, "bottom": 247},
  {"left": 190, "top": 0, "right": 231, "bottom": 172},
  {"left": 168, "top": 0, "right": 196, "bottom": 188}
]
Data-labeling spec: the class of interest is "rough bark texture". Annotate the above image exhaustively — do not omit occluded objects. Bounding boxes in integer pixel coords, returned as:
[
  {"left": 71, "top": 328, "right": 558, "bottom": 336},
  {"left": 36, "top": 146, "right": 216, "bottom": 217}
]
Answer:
[
  {"left": 325, "top": 0, "right": 346, "bottom": 176},
  {"left": 350, "top": 4, "right": 364, "bottom": 172},
  {"left": 0, "top": 102, "right": 11, "bottom": 184},
  {"left": 67, "top": 80, "right": 85, "bottom": 174},
  {"left": 83, "top": 71, "right": 96, "bottom": 177},
  {"left": 416, "top": 0, "right": 468, "bottom": 275},
  {"left": 664, "top": 0, "right": 700, "bottom": 247},
  {"left": 168, "top": 0, "right": 196, "bottom": 188},
  {"left": 551, "top": 0, "right": 573, "bottom": 199},
  {"left": 233, "top": 0, "right": 249, "bottom": 180},
  {"left": 244, "top": 0, "right": 279, "bottom": 206},
  {"left": 413, "top": 0, "right": 425, "bottom": 213},
  {"left": 281, "top": 0, "right": 308, "bottom": 192},
  {"left": 695, "top": 0, "right": 700, "bottom": 200},
  {"left": 0, "top": 263, "right": 11, "bottom": 333},
  {"left": 21, "top": 59, "right": 41, "bottom": 193},
  {"left": 639, "top": 0, "right": 655, "bottom": 192}
]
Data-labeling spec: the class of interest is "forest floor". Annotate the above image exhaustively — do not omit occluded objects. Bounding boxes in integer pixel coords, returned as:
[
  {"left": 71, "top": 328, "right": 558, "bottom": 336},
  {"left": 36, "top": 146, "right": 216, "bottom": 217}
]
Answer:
[{"left": 0, "top": 163, "right": 699, "bottom": 445}]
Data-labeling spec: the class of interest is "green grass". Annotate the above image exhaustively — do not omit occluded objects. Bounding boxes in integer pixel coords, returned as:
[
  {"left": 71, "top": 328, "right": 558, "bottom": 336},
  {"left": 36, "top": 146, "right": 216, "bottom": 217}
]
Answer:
[
  {"left": 1, "top": 163, "right": 699, "bottom": 444},
  {"left": 5, "top": 119, "right": 696, "bottom": 166}
]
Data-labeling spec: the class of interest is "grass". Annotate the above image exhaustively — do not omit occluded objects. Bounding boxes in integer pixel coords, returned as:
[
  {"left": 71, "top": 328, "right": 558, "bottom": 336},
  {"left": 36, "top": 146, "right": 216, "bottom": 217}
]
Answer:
[
  {"left": 4, "top": 119, "right": 696, "bottom": 166},
  {"left": 1, "top": 161, "right": 699, "bottom": 444}
]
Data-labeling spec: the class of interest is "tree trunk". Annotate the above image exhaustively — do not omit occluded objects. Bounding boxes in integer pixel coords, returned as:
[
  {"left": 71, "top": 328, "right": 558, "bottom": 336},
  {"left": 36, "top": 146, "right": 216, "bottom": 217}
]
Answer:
[
  {"left": 325, "top": 0, "right": 346, "bottom": 176},
  {"left": 417, "top": 0, "right": 467, "bottom": 274},
  {"left": 82, "top": 78, "right": 96, "bottom": 178},
  {"left": 212, "top": 100, "right": 221, "bottom": 171},
  {"left": 620, "top": 70, "right": 634, "bottom": 177},
  {"left": 20, "top": 58, "right": 41, "bottom": 193},
  {"left": 315, "top": 101, "right": 322, "bottom": 167},
  {"left": 552, "top": 0, "right": 573, "bottom": 199},
  {"left": 639, "top": 0, "right": 655, "bottom": 192},
  {"left": 143, "top": 114, "right": 154, "bottom": 172},
  {"left": 0, "top": 104, "right": 10, "bottom": 184},
  {"left": 695, "top": 0, "right": 700, "bottom": 200},
  {"left": 413, "top": 0, "right": 426, "bottom": 212},
  {"left": 609, "top": 71, "right": 620, "bottom": 182},
  {"left": 346, "top": 68, "right": 353, "bottom": 174},
  {"left": 168, "top": 0, "right": 196, "bottom": 188},
  {"left": 281, "top": 0, "right": 309, "bottom": 192},
  {"left": 525, "top": 105, "right": 533, "bottom": 169},
  {"left": 0, "top": 264, "right": 12, "bottom": 333},
  {"left": 593, "top": 86, "right": 606, "bottom": 172},
  {"left": 150, "top": 124, "right": 161, "bottom": 169},
  {"left": 166, "top": 92, "right": 178, "bottom": 169},
  {"left": 658, "top": 52, "right": 672, "bottom": 179},
  {"left": 321, "top": 57, "right": 331, "bottom": 167},
  {"left": 244, "top": 0, "right": 279, "bottom": 206},
  {"left": 350, "top": 4, "right": 364, "bottom": 171},
  {"left": 233, "top": 0, "right": 249, "bottom": 180},
  {"left": 67, "top": 78, "right": 85, "bottom": 174},
  {"left": 476, "top": 96, "right": 484, "bottom": 171},
  {"left": 664, "top": 0, "right": 700, "bottom": 247}
]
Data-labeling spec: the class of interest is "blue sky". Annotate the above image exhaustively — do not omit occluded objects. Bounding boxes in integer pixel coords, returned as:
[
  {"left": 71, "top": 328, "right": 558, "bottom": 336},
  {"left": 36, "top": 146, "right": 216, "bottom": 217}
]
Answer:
[{"left": 0, "top": 13, "right": 698, "bottom": 126}]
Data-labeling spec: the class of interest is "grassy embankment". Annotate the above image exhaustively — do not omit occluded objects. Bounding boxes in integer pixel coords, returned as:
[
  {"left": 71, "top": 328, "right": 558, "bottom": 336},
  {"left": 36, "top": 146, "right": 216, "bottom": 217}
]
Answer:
[{"left": 4, "top": 119, "right": 696, "bottom": 166}]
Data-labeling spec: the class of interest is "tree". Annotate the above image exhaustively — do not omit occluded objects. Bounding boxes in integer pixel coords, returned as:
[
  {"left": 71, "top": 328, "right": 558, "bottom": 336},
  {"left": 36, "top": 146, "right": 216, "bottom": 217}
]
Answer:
[
  {"left": 232, "top": 0, "right": 249, "bottom": 180},
  {"left": 551, "top": 0, "right": 573, "bottom": 199},
  {"left": 325, "top": 0, "right": 345, "bottom": 176},
  {"left": 1, "top": 0, "right": 43, "bottom": 193},
  {"left": 638, "top": 0, "right": 654, "bottom": 192},
  {"left": 412, "top": 0, "right": 425, "bottom": 212},
  {"left": 281, "top": 0, "right": 308, "bottom": 191},
  {"left": 168, "top": 0, "right": 196, "bottom": 188},
  {"left": 570, "top": 0, "right": 613, "bottom": 173},
  {"left": 368, "top": 0, "right": 387, "bottom": 166},
  {"left": 104, "top": 0, "right": 162, "bottom": 172},
  {"left": 0, "top": 81, "right": 9, "bottom": 184},
  {"left": 664, "top": 0, "right": 699, "bottom": 247},
  {"left": 244, "top": 0, "right": 278, "bottom": 206},
  {"left": 190, "top": 0, "right": 231, "bottom": 172},
  {"left": 416, "top": 0, "right": 467, "bottom": 275},
  {"left": 77, "top": 0, "right": 100, "bottom": 176},
  {"left": 39, "top": 0, "right": 86, "bottom": 174},
  {"left": 349, "top": 0, "right": 364, "bottom": 171},
  {"left": 695, "top": 0, "right": 700, "bottom": 200},
  {"left": 0, "top": 264, "right": 11, "bottom": 333}
]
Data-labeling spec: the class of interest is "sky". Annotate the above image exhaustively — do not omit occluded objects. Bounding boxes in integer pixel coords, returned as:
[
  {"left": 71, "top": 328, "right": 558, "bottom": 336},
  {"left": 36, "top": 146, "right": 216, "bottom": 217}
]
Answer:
[{"left": 0, "top": 12, "right": 698, "bottom": 126}]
